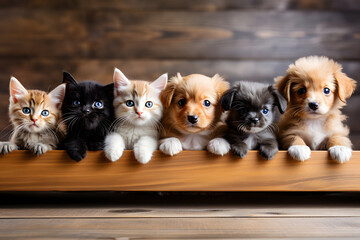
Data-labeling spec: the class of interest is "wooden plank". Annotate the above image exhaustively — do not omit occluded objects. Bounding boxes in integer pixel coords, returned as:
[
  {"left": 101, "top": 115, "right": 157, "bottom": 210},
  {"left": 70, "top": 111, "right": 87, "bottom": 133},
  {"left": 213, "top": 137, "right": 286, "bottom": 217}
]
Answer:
[
  {"left": 0, "top": 10, "right": 359, "bottom": 59},
  {"left": 0, "top": 151, "right": 360, "bottom": 191},
  {"left": 1, "top": 217, "right": 360, "bottom": 238},
  {"left": 87, "top": 11, "right": 360, "bottom": 60},
  {"left": 1, "top": 0, "right": 360, "bottom": 11},
  {"left": 1, "top": 207, "right": 360, "bottom": 218}
]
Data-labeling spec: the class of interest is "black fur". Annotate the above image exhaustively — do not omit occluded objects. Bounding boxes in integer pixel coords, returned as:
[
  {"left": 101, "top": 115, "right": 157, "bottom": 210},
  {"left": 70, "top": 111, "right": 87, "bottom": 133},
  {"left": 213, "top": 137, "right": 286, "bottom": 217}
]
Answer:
[
  {"left": 61, "top": 72, "right": 114, "bottom": 161},
  {"left": 221, "top": 81, "right": 287, "bottom": 160}
]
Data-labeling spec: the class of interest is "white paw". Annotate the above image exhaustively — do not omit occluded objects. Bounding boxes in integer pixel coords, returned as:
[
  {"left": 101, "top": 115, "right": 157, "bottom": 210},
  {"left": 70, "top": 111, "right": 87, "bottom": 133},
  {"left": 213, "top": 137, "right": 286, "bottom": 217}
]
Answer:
[
  {"left": 32, "top": 143, "right": 49, "bottom": 156},
  {"left": 159, "top": 137, "right": 182, "bottom": 156},
  {"left": 134, "top": 149, "right": 153, "bottom": 164},
  {"left": 104, "top": 133, "right": 125, "bottom": 162},
  {"left": 207, "top": 138, "right": 230, "bottom": 156},
  {"left": 133, "top": 136, "right": 157, "bottom": 164},
  {"left": 329, "top": 146, "right": 352, "bottom": 163},
  {"left": 288, "top": 145, "right": 311, "bottom": 161},
  {"left": 0, "top": 142, "right": 18, "bottom": 155}
]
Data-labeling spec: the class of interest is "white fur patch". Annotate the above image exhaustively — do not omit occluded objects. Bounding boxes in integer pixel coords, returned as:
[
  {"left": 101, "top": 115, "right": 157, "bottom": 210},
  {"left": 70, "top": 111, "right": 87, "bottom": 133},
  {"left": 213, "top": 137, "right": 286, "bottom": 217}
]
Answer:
[
  {"left": 180, "top": 130, "right": 211, "bottom": 150},
  {"left": 0, "top": 142, "right": 18, "bottom": 154},
  {"left": 207, "top": 138, "right": 230, "bottom": 156},
  {"left": 288, "top": 145, "right": 311, "bottom": 161},
  {"left": 104, "top": 132, "right": 125, "bottom": 162},
  {"left": 328, "top": 146, "right": 352, "bottom": 163},
  {"left": 133, "top": 136, "right": 158, "bottom": 164},
  {"left": 304, "top": 119, "right": 328, "bottom": 150},
  {"left": 159, "top": 137, "right": 182, "bottom": 156}
]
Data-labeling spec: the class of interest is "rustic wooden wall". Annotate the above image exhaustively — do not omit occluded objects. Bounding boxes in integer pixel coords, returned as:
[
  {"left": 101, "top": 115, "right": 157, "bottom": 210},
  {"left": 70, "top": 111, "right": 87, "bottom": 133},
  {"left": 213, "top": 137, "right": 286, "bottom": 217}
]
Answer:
[{"left": 0, "top": 0, "right": 359, "bottom": 148}]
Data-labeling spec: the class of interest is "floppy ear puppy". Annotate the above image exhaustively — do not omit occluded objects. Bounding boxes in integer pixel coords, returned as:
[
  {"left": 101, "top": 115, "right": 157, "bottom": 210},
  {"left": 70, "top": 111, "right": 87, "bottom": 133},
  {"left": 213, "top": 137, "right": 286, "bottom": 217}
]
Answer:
[
  {"left": 221, "top": 82, "right": 287, "bottom": 160},
  {"left": 159, "top": 73, "right": 230, "bottom": 156},
  {"left": 276, "top": 56, "right": 357, "bottom": 163}
]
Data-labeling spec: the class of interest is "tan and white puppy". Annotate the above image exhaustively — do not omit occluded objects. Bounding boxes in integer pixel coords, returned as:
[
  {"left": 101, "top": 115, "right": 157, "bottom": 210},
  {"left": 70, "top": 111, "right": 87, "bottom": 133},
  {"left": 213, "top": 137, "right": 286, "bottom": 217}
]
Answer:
[
  {"left": 276, "top": 56, "right": 356, "bottom": 163},
  {"left": 159, "top": 73, "right": 230, "bottom": 156}
]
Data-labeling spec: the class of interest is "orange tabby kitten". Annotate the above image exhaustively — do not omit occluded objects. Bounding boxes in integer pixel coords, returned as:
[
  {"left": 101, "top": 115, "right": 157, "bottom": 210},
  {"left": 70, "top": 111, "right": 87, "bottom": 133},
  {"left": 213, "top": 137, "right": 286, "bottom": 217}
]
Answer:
[{"left": 0, "top": 77, "right": 66, "bottom": 155}]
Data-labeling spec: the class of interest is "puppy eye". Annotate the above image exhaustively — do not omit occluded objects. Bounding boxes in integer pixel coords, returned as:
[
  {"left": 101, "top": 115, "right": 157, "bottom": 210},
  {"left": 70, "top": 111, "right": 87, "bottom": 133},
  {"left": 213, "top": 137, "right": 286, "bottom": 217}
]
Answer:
[
  {"left": 73, "top": 100, "right": 81, "bottom": 106},
  {"left": 178, "top": 99, "right": 186, "bottom": 107},
  {"left": 22, "top": 107, "right": 31, "bottom": 114},
  {"left": 203, "top": 100, "right": 211, "bottom": 107},
  {"left": 323, "top": 87, "right": 331, "bottom": 95},
  {"left": 145, "top": 101, "right": 153, "bottom": 108},
  {"left": 41, "top": 110, "right": 49, "bottom": 116},
  {"left": 93, "top": 101, "right": 103, "bottom": 109},
  {"left": 297, "top": 88, "right": 306, "bottom": 95},
  {"left": 126, "top": 100, "right": 134, "bottom": 107},
  {"left": 262, "top": 108, "right": 269, "bottom": 115}
]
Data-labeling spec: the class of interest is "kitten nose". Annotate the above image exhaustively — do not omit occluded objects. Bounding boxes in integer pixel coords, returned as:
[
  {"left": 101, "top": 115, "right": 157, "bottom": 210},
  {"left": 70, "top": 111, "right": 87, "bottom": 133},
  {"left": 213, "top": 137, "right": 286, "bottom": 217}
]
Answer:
[
  {"left": 308, "top": 102, "right": 319, "bottom": 110},
  {"left": 250, "top": 117, "right": 259, "bottom": 124},
  {"left": 82, "top": 107, "right": 91, "bottom": 114},
  {"left": 136, "top": 112, "right": 143, "bottom": 116},
  {"left": 32, "top": 119, "right": 38, "bottom": 122},
  {"left": 187, "top": 115, "right": 198, "bottom": 124}
]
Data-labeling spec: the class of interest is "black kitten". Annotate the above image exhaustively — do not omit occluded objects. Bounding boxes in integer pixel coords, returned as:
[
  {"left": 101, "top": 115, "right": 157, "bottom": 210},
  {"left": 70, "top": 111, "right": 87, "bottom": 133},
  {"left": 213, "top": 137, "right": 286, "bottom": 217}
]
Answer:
[
  {"left": 61, "top": 72, "right": 114, "bottom": 161},
  {"left": 220, "top": 81, "right": 287, "bottom": 160}
]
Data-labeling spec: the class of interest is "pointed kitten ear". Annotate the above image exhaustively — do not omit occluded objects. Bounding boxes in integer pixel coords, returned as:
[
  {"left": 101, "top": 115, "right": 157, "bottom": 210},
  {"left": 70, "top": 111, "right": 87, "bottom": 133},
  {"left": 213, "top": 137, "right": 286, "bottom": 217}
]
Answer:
[
  {"left": 63, "top": 71, "right": 78, "bottom": 86},
  {"left": 10, "top": 76, "right": 28, "bottom": 103},
  {"left": 113, "top": 68, "right": 131, "bottom": 92},
  {"left": 150, "top": 73, "right": 168, "bottom": 93},
  {"left": 49, "top": 84, "right": 66, "bottom": 109}
]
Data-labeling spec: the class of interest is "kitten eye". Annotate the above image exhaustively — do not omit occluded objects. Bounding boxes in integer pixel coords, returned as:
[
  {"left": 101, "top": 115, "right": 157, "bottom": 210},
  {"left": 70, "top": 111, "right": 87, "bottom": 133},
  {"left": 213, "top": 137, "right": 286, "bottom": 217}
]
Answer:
[
  {"left": 323, "top": 87, "right": 331, "bottom": 95},
  {"left": 22, "top": 107, "right": 31, "bottom": 114},
  {"left": 126, "top": 100, "right": 134, "bottom": 107},
  {"left": 203, "top": 100, "right": 211, "bottom": 107},
  {"left": 73, "top": 100, "right": 81, "bottom": 106},
  {"left": 41, "top": 110, "right": 49, "bottom": 117},
  {"left": 178, "top": 99, "right": 186, "bottom": 107},
  {"left": 145, "top": 101, "right": 153, "bottom": 108},
  {"left": 262, "top": 108, "right": 269, "bottom": 115},
  {"left": 93, "top": 101, "right": 103, "bottom": 109},
  {"left": 238, "top": 108, "right": 247, "bottom": 115},
  {"left": 297, "top": 87, "right": 306, "bottom": 95}
]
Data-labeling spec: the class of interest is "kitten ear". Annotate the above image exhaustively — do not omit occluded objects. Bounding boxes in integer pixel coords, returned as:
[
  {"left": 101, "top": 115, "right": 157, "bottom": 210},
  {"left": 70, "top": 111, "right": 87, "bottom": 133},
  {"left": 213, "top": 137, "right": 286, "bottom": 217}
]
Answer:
[
  {"left": 63, "top": 71, "right": 78, "bottom": 86},
  {"left": 104, "top": 83, "right": 114, "bottom": 96},
  {"left": 220, "top": 88, "right": 236, "bottom": 111},
  {"left": 49, "top": 84, "right": 66, "bottom": 109},
  {"left": 150, "top": 73, "right": 168, "bottom": 93},
  {"left": 10, "top": 76, "right": 28, "bottom": 103},
  {"left": 268, "top": 85, "right": 287, "bottom": 114},
  {"left": 113, "top": 68, "right": 131, "bottom": 92}
]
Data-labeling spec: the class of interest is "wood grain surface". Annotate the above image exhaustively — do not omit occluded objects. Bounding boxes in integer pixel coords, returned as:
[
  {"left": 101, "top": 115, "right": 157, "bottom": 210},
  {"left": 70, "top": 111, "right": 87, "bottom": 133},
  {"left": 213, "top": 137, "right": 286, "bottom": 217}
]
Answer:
[{"left": 0, "top": 150, "right": 359, "bottom": 191}]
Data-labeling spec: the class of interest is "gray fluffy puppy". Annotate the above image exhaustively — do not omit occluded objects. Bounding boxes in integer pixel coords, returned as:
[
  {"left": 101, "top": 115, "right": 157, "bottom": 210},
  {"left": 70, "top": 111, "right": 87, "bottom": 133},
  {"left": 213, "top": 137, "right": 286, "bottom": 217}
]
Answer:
[{"left": 220, "top": 81, "right": 287, "bottom": 160}]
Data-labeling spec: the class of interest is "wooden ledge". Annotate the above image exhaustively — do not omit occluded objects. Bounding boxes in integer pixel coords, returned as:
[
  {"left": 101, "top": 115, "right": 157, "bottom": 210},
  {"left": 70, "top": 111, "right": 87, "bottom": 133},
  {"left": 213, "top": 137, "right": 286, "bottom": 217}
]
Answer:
[{"left": 0, "top": 150, "right": 359, "bottom": 191}]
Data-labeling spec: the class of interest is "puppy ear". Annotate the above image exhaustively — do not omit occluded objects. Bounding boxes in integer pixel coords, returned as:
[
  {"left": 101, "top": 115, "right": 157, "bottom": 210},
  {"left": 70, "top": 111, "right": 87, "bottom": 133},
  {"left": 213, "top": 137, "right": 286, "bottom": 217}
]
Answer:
[
  {"left": 220, "top": 88, "right": 236, "bottom": 111},
  {"left": 274, "top": 74, "right": 291, "bottom": 102},
  {"left": 334, "top": 67, "right": 356, "bottom": 103},
  {"left": 160, "top": 82, "right": 175, "bottom": 108},
  {"left": 212, "top": 74, "right": 230, "bottom": 100},
  {"left": 268, "top": 85, "right": 287, "bottom": 114}
]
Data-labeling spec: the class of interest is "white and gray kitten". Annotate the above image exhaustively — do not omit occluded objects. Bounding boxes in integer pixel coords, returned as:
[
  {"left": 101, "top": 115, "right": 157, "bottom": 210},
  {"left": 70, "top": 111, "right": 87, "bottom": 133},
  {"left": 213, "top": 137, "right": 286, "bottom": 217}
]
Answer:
[{"left": 104, "top": 68, "right": 167, "bottom": 164}]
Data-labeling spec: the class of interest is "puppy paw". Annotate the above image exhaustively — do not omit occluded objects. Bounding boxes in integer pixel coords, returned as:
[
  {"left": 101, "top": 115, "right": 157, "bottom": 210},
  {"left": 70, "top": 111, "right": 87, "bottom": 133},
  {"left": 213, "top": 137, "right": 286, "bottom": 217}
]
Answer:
[
  {"left": 288, "top": 145, "right": 311, "bottom": 161},
  {"left": 159, "top": 138, "right": 182, "bottom": 156},
  {"left": 207, "top": 138, "right": 230, "bottom": 156},
  {"left": 0, "top": 142, "right": 18, "bottom": 155},
  {"left": 328, "top": 146, "right": 352, "bottom": 163},
  {"left": 259, "top": 145, "right": 278, "bottom": 160},
  {"left": 232, "top": 144, "right": 248, "bottom": 158},
  {"left": 32, "top": 143, "right": 49, "bottom": 156}
]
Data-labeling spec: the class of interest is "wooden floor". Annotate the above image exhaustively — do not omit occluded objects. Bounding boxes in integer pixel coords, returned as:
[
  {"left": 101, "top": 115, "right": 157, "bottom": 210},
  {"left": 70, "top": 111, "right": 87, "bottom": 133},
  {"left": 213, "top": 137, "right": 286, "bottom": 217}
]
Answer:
[{"left": 1, "top": 192, "right": 360, "bottom": 239}]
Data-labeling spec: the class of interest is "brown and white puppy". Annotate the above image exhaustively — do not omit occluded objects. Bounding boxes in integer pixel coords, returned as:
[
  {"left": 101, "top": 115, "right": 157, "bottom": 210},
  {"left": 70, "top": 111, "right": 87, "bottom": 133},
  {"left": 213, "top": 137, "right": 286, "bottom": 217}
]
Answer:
[
  {"left": 159, "top": 73, "right": 230, "bottom": 156},
  {"left": 276, "top": 56, "right": 356, "bottom": 163}
]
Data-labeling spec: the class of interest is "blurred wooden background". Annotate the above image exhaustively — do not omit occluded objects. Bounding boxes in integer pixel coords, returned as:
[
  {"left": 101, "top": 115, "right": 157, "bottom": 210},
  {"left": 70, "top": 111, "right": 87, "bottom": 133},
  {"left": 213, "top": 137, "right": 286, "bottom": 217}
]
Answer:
[{"left": 0, "top": 0, "right": 359, "bottom": 148}]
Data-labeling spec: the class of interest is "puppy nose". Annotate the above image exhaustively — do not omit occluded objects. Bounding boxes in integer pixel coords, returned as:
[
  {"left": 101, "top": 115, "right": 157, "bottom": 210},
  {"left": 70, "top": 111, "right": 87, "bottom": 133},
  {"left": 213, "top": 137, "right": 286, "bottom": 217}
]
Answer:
[
  {"left": 187, "top": 115, "right": 198, "bottom": 124},
  {"left": 250, "top": 117, "right": 259, "bottom": 124},
  {"left": 308, "top": 102, "right": 319, "bottom": 111}
]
